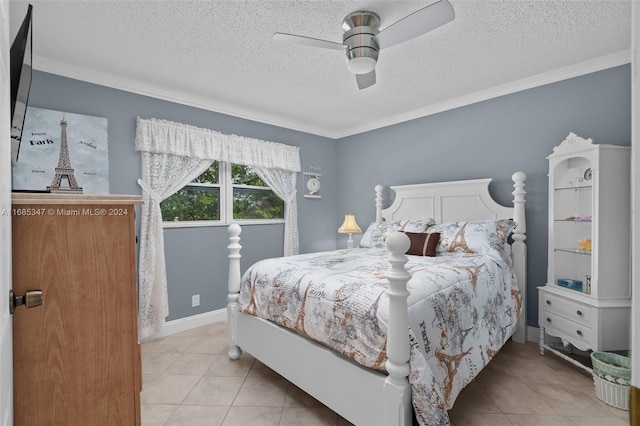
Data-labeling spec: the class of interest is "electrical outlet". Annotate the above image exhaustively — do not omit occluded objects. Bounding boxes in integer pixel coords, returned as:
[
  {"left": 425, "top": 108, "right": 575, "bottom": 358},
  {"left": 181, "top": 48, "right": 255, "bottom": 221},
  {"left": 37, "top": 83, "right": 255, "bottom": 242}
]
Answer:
[{"left": 192, "top": 294, "right": 200, "bottom": 307}]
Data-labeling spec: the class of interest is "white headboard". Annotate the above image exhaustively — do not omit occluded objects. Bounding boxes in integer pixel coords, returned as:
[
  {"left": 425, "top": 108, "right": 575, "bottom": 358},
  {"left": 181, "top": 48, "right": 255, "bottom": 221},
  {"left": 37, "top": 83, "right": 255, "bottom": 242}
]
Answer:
[
  {"left": 377, "top": 173, "right": 525, "bottom": 226},
  {"left": 374, "top": 172, "right": 528, "bottom": 343}
]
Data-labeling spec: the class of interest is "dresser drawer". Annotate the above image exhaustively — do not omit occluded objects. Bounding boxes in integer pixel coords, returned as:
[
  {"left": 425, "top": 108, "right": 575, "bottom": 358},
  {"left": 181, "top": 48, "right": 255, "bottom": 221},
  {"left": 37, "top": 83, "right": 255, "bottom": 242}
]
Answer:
[
  {"left": 541, "top": 309, "right": 594, "bottom": 346},
  {"left": 540, "top": 292, "right": 594, "bottom": 327}
]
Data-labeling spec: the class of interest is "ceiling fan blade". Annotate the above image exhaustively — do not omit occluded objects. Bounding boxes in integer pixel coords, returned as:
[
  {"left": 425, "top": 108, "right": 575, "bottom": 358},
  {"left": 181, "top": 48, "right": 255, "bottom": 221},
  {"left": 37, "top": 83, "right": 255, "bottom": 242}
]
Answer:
[
  {"left": 356, "top": 70, "right": 376, "bottom": 90},
  {"left": 273, "top": 32, "right": 346, "bottom": 51},
  {"left": 374, "top": 0, "right": 455, "bottom": 50}
]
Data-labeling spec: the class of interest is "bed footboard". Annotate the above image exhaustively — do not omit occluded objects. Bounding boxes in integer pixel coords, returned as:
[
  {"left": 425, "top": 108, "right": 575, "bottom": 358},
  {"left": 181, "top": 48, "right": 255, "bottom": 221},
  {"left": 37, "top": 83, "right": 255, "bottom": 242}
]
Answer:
[{"left": 226, "top": 224, "right": 414, "bottom": 425}]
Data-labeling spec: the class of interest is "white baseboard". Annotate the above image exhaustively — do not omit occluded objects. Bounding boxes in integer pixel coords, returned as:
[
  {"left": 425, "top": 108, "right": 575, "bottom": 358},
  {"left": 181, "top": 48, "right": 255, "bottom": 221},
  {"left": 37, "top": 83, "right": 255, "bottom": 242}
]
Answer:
[
  {"left": 139, "top": 308, "right": 227, "bottom": 343},
  {"left": 528, "top": 326, "right": 540, "bottom": 344}
]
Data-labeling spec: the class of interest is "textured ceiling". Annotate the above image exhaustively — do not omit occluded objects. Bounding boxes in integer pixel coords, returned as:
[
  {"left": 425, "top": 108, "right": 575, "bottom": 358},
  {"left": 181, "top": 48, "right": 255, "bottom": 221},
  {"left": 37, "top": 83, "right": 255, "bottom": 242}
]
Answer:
[{"left": 8, "top": 0, "right": 632, "bottom": 138}]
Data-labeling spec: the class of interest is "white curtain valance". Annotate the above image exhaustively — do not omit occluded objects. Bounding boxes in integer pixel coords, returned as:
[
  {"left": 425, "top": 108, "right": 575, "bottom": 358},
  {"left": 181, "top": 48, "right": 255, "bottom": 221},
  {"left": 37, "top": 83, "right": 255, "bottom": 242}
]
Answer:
[{"left": 135, "top": 117, "right": 301, "bottom": 172}]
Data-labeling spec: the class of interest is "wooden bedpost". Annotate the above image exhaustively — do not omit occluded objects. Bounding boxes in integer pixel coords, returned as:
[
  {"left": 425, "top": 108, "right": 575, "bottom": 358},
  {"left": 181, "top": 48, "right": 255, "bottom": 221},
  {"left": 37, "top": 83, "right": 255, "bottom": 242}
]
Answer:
[
  {"left": 511, "top": 172, "right": 527, "bottom": 343},
  {"left": 227, "top": 224, "right": 243, "bottom": 360},
  {"left": 375, "top": 184, "right": 384, "bottom": 223},
  {"left": 384, "top": 231, "right": 413, "bottom": 425}
]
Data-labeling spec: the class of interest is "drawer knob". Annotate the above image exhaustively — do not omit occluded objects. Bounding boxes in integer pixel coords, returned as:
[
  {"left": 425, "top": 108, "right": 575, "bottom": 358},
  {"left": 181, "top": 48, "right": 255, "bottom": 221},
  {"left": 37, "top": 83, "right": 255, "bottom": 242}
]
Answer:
[
  {"left": 546, "top": 300, "right": 551, "bottom": 305},
  {"left": 546, "top": 318, "right": 552, "bottom": 323},
  {"left": 576, "top": 310, "right": 583, "bottom": 316},
  {"left": 576, "top": 330, "right": 583, "bottom": 336}
]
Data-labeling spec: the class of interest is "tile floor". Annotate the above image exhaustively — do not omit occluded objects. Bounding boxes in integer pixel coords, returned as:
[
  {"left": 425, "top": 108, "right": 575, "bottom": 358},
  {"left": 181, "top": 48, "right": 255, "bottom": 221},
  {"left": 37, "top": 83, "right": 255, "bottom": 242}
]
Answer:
[{"left": 141, "top": 322, "right": 629, "bottom": 425}]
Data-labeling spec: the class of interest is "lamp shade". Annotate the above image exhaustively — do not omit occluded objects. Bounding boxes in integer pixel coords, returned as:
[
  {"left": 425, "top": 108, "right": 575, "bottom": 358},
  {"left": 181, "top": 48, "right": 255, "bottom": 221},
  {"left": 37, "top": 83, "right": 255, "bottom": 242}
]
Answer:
[{"left": 338, "top": 214, "right": 362, "bottom": 234}]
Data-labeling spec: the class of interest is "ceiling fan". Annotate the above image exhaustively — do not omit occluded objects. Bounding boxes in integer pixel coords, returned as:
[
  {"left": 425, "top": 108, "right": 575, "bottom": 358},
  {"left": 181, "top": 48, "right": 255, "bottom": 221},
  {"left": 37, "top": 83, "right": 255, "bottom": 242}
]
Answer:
[{"left": 273, "top": 0, "right": 455, "bottom": 90}]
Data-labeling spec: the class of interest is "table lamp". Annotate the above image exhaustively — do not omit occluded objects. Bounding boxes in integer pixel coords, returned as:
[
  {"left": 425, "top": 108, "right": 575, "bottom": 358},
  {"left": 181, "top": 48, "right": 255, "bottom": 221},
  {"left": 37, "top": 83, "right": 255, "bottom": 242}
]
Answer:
[{"left": 338, "top": 214, "right": 362, "bottom": 249}]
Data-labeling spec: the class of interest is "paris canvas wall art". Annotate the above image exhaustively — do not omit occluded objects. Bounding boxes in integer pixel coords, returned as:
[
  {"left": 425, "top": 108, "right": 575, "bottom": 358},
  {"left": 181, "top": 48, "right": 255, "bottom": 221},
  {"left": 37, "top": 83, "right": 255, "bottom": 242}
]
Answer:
[{"left": 12, "top": 107, "right": 109, "bottom": 194}]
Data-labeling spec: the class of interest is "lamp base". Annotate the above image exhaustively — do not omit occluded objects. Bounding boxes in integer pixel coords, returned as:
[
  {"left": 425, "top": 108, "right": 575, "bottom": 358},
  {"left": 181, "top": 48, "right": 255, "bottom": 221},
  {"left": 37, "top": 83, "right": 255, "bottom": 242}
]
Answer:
[{"left": 347, "top": 233, "right": 354, "bottom": 249}]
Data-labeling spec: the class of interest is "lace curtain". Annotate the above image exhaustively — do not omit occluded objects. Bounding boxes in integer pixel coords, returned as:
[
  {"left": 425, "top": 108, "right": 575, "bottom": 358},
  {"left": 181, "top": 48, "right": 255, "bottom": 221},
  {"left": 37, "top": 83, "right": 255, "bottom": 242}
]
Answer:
[
  {"left": 135, "top": 118, "right": 301, "bottom": 339},
  {"left": 137, "top": 152, "right": 213, "bottom": 339},
  {"left": 254, "top": 167, "right": 299, "bottom": 256}
]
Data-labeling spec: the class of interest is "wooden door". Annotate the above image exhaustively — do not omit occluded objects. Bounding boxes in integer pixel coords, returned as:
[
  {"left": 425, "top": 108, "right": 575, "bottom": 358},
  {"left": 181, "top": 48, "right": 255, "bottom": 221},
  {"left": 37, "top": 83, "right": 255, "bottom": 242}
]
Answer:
[{"left": 12, "top": 199, "right": 141, "bottom": 425}]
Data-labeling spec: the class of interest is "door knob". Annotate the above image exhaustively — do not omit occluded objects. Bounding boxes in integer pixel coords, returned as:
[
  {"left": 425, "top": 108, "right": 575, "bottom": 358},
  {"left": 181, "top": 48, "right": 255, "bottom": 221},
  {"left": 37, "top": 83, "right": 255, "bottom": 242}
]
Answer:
[{"left": 9, "top": 289, "right": 43, "bottom": 315}]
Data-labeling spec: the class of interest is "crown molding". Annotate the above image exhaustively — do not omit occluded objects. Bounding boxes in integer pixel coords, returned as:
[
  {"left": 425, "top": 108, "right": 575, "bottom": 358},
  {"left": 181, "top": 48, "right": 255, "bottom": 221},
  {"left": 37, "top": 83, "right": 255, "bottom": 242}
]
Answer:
[
  {"left": 33, "top": 50, "right": 631, "bottom": 140},
  {"left": 32, "top": 55, "right": 335, "bottom": 139},
  {"left": 334, "top": 50, "right": 632, "bottom": 138}
]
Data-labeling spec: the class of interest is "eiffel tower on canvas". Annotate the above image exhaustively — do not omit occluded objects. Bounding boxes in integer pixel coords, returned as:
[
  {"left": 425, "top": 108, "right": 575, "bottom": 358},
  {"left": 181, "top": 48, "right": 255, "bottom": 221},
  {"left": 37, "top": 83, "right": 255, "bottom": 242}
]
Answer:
[{"left": 47, "top": 115, "right": 83, "bottom": 193}]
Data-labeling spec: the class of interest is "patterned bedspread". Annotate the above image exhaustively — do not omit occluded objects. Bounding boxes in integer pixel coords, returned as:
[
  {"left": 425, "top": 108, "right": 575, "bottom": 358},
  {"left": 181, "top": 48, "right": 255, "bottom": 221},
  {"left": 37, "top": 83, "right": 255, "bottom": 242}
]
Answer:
[{"left": 239, "top": 246, "right": 521, "bottom": 425}]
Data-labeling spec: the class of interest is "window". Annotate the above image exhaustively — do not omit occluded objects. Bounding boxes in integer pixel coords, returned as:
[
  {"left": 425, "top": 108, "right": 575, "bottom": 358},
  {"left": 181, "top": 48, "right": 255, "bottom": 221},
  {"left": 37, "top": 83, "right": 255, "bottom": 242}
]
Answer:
[
  {"left": 161, "top": 162, "right": 220, "bottom": 222},
  {"left": 160, "top": 162, "right": 284, "bottom": 226}
]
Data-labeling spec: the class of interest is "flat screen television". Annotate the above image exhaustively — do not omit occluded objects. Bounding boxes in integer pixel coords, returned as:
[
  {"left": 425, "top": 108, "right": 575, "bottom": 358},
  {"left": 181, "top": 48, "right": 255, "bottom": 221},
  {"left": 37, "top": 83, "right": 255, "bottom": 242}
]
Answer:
[{"left": 10, "top": 4, "right": 33, "bottom": 166}]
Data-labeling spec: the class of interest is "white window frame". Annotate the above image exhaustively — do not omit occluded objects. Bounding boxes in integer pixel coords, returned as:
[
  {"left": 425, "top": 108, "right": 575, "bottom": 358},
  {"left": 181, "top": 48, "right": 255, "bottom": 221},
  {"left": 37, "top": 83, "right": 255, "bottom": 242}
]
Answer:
[{"left": 162, "top": 162, "right": 285, "bottom": 228}]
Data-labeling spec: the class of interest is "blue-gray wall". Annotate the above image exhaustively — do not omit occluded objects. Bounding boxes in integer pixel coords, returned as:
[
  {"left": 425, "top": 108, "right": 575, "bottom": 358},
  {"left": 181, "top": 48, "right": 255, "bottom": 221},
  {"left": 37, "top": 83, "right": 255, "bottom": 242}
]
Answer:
[
  {"left": 27, "top": 70, "right": 338, "bottom": 320},
  {"left": 337, "top": 65, "right": 632, "bottom": 328},
  {"left": 26, "top": 64, "right": 631, "bottom": 329}
]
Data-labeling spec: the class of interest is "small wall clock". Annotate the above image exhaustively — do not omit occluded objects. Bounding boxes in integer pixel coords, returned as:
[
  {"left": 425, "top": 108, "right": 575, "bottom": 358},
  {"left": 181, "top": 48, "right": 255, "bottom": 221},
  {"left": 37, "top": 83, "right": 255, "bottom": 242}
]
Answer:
[
  {"left": 307, "top": 176, "right": 321, "bottom": 194},
  {"left": 303, "top": 164, "right": 321, "bottom": 199}
]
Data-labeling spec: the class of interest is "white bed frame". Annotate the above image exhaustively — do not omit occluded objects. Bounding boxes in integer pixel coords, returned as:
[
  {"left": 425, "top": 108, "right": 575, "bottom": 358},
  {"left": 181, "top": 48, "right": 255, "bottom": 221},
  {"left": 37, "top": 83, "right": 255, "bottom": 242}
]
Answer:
[{"left": 226, "top": 172, "right": 527, "bottom": 426}]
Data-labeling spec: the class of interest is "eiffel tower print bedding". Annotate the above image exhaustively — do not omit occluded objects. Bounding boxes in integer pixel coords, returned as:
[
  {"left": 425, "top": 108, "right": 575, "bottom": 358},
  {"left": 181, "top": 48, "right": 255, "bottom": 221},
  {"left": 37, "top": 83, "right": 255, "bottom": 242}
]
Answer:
[{"left": 239, "top": 222, "right": 521, "bottom": 426}]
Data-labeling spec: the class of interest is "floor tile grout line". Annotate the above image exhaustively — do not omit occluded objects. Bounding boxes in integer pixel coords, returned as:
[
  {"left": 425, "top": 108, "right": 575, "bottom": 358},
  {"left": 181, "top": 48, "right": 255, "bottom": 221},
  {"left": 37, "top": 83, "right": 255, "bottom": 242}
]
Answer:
[
  {"left": 150, "top": 345, "right": 227, "bottom": 422},
  {"left": 276, "top": 405, "right": 285, "bottom": 426},
  {"left": 477, "top": 360, "right": 564, "bottom": 420},
  {"left": 161, "top": 404, "right": 181, "bottom": 426}
]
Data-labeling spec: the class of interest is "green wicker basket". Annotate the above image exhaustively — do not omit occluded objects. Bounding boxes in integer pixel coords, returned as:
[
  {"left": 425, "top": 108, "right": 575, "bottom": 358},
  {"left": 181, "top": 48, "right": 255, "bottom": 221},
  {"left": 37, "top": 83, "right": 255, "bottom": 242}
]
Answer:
[{"left": 590, "top": 352, "right": 631, "bottom": 410}]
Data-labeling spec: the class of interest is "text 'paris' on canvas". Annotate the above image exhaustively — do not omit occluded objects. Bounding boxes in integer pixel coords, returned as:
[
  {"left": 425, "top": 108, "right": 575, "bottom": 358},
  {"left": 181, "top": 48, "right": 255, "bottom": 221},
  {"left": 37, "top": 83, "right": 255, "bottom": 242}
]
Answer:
[{"left": 12, "top": 106, "right": 109, "bottom": 194}]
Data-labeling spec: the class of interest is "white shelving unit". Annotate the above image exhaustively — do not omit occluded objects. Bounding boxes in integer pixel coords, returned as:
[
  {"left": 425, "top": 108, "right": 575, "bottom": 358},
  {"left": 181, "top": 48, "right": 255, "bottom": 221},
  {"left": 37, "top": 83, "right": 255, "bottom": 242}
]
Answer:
[{"left": 538, "top": 133, "right": 631, "bottom": 372}]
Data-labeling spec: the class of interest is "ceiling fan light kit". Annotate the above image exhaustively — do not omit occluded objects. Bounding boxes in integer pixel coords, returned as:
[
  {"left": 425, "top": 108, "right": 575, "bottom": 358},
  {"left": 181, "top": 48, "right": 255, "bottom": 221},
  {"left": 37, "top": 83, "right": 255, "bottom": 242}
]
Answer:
[
  {"left": 343, "top": 12, "right": 380, "bottom": 75},
  {"left": 273, "top": 0, "right": 455, "bottom": 90}
]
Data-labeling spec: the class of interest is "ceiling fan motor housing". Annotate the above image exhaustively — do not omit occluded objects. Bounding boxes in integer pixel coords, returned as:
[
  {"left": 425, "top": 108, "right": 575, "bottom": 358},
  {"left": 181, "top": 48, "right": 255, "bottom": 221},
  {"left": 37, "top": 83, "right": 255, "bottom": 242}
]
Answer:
[{"left": 342, "top": 11, "right": 380, "bottom": 74}]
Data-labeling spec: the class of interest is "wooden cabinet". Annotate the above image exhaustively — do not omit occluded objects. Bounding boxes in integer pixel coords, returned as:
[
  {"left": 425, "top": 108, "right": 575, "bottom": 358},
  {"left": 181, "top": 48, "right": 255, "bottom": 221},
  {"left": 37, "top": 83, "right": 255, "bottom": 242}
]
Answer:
[
  {"left": 539, "top": 134, "right": 631, "bottom": 366},
  {"left": 11, "top": 193, "right": 143, "bottom": 425}
]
